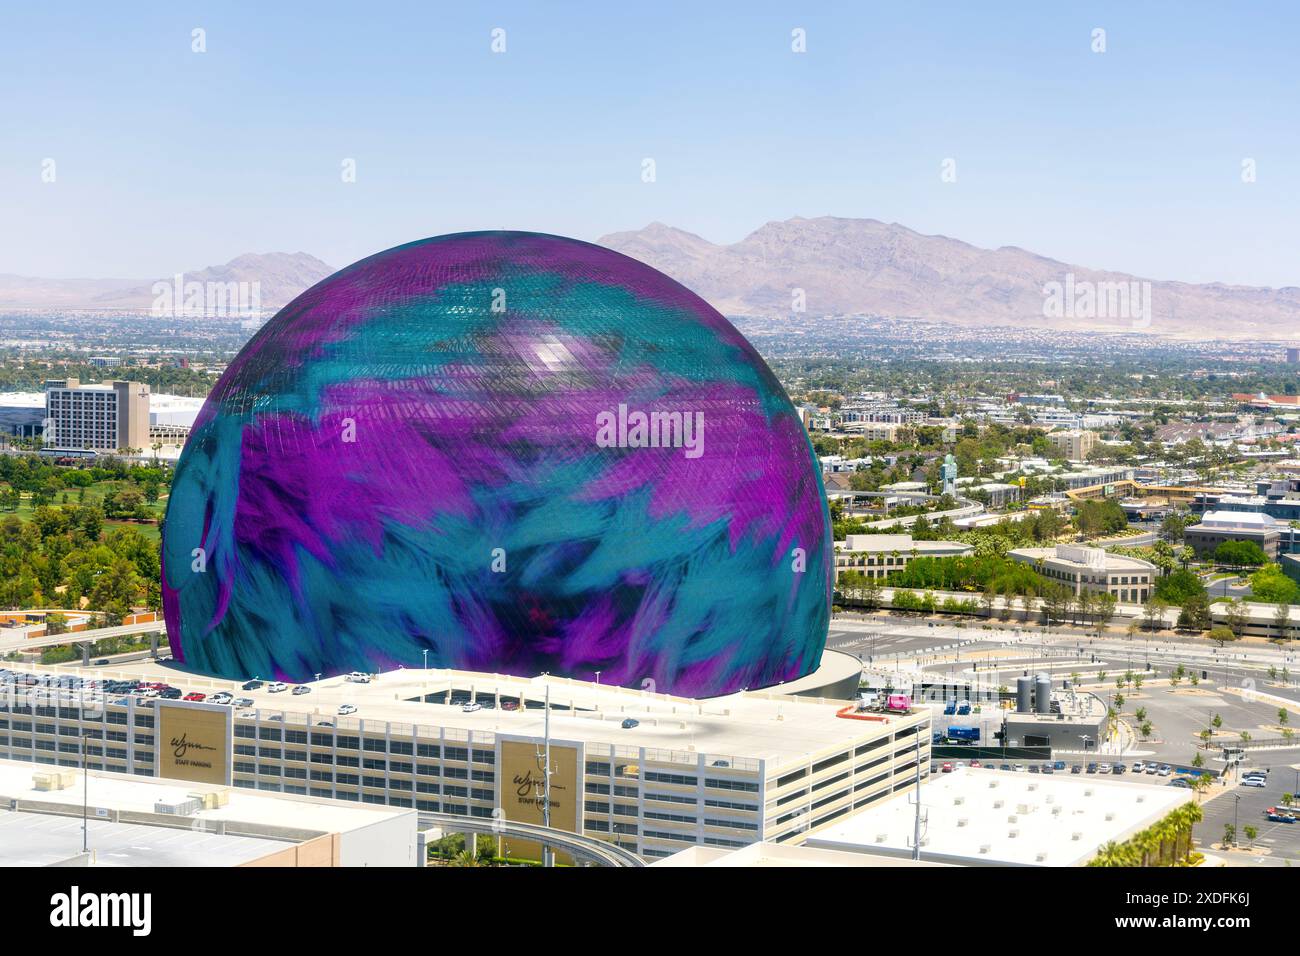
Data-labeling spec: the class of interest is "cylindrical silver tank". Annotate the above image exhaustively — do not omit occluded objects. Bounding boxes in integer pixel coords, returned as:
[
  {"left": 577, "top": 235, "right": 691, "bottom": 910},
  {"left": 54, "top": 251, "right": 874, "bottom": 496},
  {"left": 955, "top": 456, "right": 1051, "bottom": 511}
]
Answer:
[
  {"left": 1016, "top": 676, "right": 1034, "bottom": 714},
  {"left": 1034, "top": 674, "right": 1052, "bottom": 714}
]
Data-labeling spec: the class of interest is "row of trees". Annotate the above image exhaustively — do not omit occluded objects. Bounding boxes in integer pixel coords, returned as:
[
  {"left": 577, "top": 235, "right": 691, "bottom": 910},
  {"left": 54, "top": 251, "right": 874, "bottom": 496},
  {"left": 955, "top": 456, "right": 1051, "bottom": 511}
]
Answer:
[{"left": 1088, "top": 803, "right": 1205, "bottom": 867}]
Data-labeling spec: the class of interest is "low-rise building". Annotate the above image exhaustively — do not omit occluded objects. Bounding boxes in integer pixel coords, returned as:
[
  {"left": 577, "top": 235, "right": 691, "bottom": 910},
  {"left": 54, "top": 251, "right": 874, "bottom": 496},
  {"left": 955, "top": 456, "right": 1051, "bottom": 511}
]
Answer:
[
  {"left": 1008, "top": 544, "right": 1155, "bottom": 604},
  {"left": 1185, "top": 510, "right": 1283, "bottom": 561},
  {"left": 835, "top": 533, "right": 973, "bottom": 581}
]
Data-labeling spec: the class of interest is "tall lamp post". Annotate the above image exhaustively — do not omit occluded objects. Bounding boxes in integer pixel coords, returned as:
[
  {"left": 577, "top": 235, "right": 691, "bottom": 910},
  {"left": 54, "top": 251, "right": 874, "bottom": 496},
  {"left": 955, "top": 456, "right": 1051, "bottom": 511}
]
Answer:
[{"left": 81, "top": 731, "right": 91, "bottom": 854}]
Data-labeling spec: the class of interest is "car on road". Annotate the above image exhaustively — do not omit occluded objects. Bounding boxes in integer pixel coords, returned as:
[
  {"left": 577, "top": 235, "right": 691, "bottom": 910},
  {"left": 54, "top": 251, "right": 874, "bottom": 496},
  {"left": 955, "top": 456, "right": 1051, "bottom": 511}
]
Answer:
[
  {"left": 242, "top": 680, "right": 263, "bottom": 690},
  {"left": 1098, "top": 763, "right": 1112, "bottom": 774},
  {"left": 292, "top": 685, "right": 311, "bottom": 695},
  {"left": 94, "top": 659, "right": 110, "bottom": 666},
  {"left": 1086, "top": 762, "right": 1098, "bottom": 773},
  {"left": 1241, "top": 776, "right": 1267, "bottom": 788},
  {"left": 621, "top": 717, "right": 640, "bottom": 729},
  {"left": 337, "top": 703, "right": 357, "bottom": 716},
  {"left": 267, "top": 681, "right": 288, "bottom": 693},
  {"left": 345, "top": 672, "right": 372, "bottom": 683},
  {"left": 1071, "top": 764, "right": 1083, "bottom": 774},
  {"left": 182, "top": 692, "right": 206, "bottom": 702},
  {"left": 940, "top": 762, "right": 954, "bottom": 773}
]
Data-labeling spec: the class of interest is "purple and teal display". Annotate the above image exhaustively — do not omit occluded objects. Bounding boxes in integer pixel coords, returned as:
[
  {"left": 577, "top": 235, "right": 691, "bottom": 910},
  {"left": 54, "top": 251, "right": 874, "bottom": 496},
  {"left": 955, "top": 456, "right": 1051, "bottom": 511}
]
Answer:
[{"left": 161, "top": 231, "right": 831, "bottom": 697}]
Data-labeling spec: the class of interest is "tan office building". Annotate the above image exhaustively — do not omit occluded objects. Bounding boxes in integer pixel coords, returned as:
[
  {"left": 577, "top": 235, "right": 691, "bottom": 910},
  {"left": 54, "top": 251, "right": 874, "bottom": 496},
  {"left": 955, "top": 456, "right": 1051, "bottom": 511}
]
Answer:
[{"left": 44, "top": 378, "right": 151, "bottom": 453}]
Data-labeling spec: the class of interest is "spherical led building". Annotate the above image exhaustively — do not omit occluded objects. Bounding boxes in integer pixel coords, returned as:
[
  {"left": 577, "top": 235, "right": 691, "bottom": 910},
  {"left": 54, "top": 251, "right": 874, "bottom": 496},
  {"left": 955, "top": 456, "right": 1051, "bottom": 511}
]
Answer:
[{"left": 161, "top": 232, "right": 831, "bottom": 697}]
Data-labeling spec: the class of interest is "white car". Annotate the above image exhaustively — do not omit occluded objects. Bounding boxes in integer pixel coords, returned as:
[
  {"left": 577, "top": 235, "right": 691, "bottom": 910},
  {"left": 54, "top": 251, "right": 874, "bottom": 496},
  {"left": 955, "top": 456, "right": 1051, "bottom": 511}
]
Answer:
[
  {"left": 345, "top": 672, "right": 372, "bottom": 684},
  {"left": 1240, "top": 776, "right": 1267, "bottom": 788},
  {"left": 337, "top": 703, "right": 358, "bottom": 716},
  {"left": 209, "top": 692, "right": 234, "bottom": 705},
  {"left": 1131, "top": 761, "right": 1145, "bottom": 774},
  {"left": 1157, "top": 765, "right": 1172, "bottom": 776},
  {"left": 267, "top": 681, "right": 288, "bottom": 693},
  {"left": 462, "top": 702, "right": 483, "bottom": 713},
  {"left": 1098, "top": 763, "right": 1112, "bottom": 773}
]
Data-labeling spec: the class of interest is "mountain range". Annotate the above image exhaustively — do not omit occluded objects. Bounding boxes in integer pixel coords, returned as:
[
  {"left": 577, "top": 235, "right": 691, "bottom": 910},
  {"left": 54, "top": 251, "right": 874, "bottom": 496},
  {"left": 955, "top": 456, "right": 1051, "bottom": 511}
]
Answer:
[
  {"left": 3, "top": 219, "right": 1298, "bottom": 340},
  {"left": 0, "top": 252, "right": 334, "bottom": 313},
  {"left": 597, "top": 217, "right": 1300, "bottom": 341}
]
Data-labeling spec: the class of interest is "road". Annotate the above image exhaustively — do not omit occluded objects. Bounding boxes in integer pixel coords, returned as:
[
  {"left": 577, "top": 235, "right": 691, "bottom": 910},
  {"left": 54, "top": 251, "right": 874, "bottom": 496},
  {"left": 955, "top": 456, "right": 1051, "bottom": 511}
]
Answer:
[{"left": 419, "top": 812, "right": 645, "bottom": 867}]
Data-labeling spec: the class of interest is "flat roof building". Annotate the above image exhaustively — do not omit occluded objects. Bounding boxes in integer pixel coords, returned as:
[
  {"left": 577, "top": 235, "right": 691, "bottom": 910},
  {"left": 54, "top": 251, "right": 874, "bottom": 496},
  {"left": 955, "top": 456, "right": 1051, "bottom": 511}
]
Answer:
[
  {"left": 1186, "top": 510, "right": 1284, "bottom": 561},
  {"left": 1009, "top": 544, "right": 1155, "bottom": 604},
  {"left": 44, "top": 378, "right": 150, "bottom": 453},
  {"left": 0, "top": 757, "right": 417, "bottom": 867},
  {"left": 806, "top": 767, "right": 1193, "bottom": 866},
  {"left": 835, "top": 533, "right": 973, "bottom": 581},
  {"left": 0, "top": 660, "right": 931, "bottom": 863}
]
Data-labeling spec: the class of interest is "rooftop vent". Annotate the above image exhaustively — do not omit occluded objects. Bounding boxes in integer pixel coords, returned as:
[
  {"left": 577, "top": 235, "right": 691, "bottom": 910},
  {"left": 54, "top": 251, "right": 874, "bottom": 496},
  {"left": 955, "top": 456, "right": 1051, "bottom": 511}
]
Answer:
[
  {"left": 1008, "top": 829, "right": 1019, "bottom": 839},
  {"left": 957, "top": 818, "right": 969, "bottom": 828},
  {"left": 979, "top": 844, "right": 991, "bottom": 854},
  {"left": 1072, "top": 832, "right": 1082, "bottom": 841}
]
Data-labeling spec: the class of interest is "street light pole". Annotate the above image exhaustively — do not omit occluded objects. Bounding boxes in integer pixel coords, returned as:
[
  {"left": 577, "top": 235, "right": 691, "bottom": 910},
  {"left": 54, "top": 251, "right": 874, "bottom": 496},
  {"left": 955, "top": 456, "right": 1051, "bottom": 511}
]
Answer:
[{"left": 81, "top": 732, "right": 89, "bottom": 854}]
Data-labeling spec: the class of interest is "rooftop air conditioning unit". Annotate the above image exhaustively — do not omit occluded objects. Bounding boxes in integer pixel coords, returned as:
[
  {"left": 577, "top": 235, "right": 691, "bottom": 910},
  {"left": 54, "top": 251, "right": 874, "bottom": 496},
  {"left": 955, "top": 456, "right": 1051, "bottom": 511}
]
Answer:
[
  {"left": 1008, "top": 814, "right": 1018, "bottom": 824},
  {"left": 1008, "top": 829, "right": 1019, "bottom": 838},
  {"left": 1036, "top": 852, "right": 1047, "bottom": 862},
  {"left": 957, "top": 818, "right": 969, "bottom": 828},
  {"left": 979, "top": 844, "right": 991, "bottom": 854},
  {"left": 993, "top": 800, "right": 1004, "bottom": 809},
  {"left": 953, "top": 796, "right": 965, "bottom": 806},
  {"left": 1072, "top": 832, "right": 1082, "bottom": 841},
  {"left": 1105, "top": 812, "right": 1115, "bottom": 822},
  {"left": 155, "top": 798, "right": 201, "bottom": 816}
]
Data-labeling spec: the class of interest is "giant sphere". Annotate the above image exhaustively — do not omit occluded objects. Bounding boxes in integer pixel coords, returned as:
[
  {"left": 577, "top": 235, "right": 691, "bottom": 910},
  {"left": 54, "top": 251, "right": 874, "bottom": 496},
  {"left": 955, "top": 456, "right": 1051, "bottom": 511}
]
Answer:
[{"left": 161, "top": 232, "right": 831, "bottom": 697}]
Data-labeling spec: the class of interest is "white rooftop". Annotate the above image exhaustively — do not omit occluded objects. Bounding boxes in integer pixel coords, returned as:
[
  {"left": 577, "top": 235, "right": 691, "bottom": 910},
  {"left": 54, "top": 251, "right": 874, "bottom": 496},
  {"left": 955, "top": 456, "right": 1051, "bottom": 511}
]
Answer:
[
  {"left": 1195, "top": 510, "right": 1280, "bottom": 530},
  {"left": 807, "top": 768, "right": 1193, "bottom": 866}
]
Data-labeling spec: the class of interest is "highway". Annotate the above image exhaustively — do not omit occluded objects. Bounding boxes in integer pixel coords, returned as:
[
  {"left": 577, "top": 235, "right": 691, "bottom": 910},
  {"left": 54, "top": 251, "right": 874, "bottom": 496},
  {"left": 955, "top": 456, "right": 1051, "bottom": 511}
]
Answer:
[
  {"left": 419, "top": 812, "right": 645, "bottom": 867},
  {"left": 0, "top": 619, "right": 165, "bottom": 654}
]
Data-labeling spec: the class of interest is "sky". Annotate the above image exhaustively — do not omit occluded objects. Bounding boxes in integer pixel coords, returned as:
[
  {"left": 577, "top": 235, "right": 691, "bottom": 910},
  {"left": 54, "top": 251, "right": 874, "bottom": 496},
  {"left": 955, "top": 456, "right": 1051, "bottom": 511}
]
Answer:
[{"left": 1, "top": 1, "right": 1298, "bottom": 287}]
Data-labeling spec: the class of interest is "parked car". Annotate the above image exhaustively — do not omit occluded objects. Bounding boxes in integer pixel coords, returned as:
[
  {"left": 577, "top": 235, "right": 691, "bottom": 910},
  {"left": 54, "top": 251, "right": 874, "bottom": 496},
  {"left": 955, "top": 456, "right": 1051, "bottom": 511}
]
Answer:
[
  {"left": 1012, "top": 764, "right": 1026, "bottom": 772},
  {"left": 94, "top": 659, "right": 110, "bottom": 666},
  {"left": 1071, "top": 764, "right": 1083, "bottom": 774},
  {"left": 209, "top": 692, "right": 233, "bottom": 705},
  {"left": 999, "top": 764, "right": 1012, "bottom": 771},
  {"left": 1145, "top": 763, "right": 1159, "bottom": 775},
  {"left": 241, "top": 680, "right": 263, "bottom": 690},
  {"left": 954, "top": 761, "right": 967, "bottom": 770},
  {"left": 621, "top": 717, "right": 639, "bottom": 729},
  {"left": 182, "top": 692, "right": 206, "bottom": 702},
  {"left": 941, "top": 762, "right": 954, "bottom": 773},
  {"left": 1265, "top": 807, "right": 1296, "bottom": 823},
  {"left": 345, "top": 672, "right": 372, "bottom": 684},
  {"left": 1098, "top": 763, "right": 1112, "bottom": 773},
  {"left": 1028, "top": 764, "right": 1040, "bottom": 773},
  {"left": 1086, "top": 762, "right": 1098, "bottom": 774},
  {"left": 1158, "top": 765, "right": 1172, "bottom": 776},
  {"left": 1167, "top": 778, "right": 1193, "bottom": 789},
  {"left": 1113, "top": 763, "right": 1126, "bottom": 775},
  {"left": 969, "top": 760, "right": 982, "bottom": 768},
  {"left": 292, "top": 686, "right": 311, "bottom": 696},
  {"left": 158, "top": 687, "right": 183, "bottom": 699},
  {"left": 234, "top": 697, "right": 254, "bottom": 708},
  {"left": 462, "top": 702, "right": 483, "bottom": 713},
  {"left": 337, "top": 703, "right": 358, "bottom": 716},
  {"left": 267, "top": 681, "right": 288, "bottom": 693},
  {"left": 1131, "top": 761, "right": 1145, "bottom": 774},
  {"left": 1053, "top": 760, "right": 1066, "bottom": 771},
  {"left": 1041, "top": 763, "right": 1055, "bottom": 774}
]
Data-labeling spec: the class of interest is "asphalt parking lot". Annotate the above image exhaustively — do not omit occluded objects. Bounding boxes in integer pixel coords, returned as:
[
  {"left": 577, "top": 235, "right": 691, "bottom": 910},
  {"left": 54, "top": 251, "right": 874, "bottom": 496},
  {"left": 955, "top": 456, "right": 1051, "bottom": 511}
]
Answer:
[{"left": 1196, "top": 770, "right": 1300, "bottom": 866}]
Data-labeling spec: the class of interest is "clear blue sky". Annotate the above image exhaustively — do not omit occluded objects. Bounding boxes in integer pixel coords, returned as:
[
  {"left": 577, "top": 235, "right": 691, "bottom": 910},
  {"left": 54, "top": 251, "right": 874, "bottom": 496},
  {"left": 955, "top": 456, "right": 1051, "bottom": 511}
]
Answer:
[{"left": 2, "top": 1, "right": 1297, "bottom": 286}]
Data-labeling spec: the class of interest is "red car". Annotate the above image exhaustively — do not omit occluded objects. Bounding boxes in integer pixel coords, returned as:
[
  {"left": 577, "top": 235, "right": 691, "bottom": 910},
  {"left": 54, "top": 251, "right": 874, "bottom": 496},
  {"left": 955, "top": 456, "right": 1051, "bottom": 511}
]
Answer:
[
  {"left": 182, "top": 692, "right": 206, "bottom": 702},
  {"left": 941, "top": 762, "right": 954, "bottom": 773},
  {"left": 970, "top": 760, "right": 982, "bottom": 768}
]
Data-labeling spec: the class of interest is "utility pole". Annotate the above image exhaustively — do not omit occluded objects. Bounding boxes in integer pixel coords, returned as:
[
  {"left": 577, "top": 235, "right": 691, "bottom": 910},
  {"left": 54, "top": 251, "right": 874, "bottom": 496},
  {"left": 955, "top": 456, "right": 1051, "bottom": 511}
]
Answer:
[
  {"left": 81, "top": 732, "right": 89, "bottom": 854},
  {"left": 542, "top": 682, "right": 554, "bottom": 868},
  {"left": 913, "top": 726, "right": 924, "bottom": 862}
]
